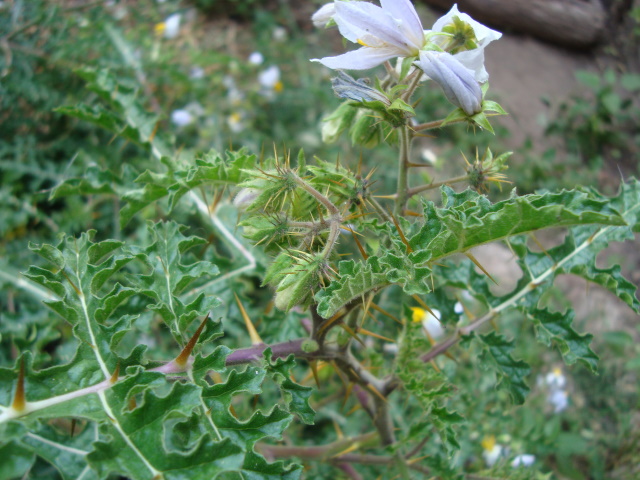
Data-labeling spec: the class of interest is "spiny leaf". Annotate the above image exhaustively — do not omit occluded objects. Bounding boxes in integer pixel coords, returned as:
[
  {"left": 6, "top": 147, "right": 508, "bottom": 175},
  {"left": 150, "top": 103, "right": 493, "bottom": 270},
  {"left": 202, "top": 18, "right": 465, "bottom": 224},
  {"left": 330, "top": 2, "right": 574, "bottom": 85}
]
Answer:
[
  {"left": 120, "top": 149, "right": 256, "bottom": 226},
  {"left": 129, "top": 221, "right": 220, "bottom": 341},
  {"left": 315, "top": 257, "right": 388, "bottom": 318},
  {"left": 479, "top": 332, "right": 531, "bottom": 404},
  {"left": 526, "top": 308, "right": 599, "bottom": 373},
  {"left": 411, "top": 186, "right": 625, "bottom": 263},
  {"left": 263, "top": 350, "right": 315, "bottom": 425}
]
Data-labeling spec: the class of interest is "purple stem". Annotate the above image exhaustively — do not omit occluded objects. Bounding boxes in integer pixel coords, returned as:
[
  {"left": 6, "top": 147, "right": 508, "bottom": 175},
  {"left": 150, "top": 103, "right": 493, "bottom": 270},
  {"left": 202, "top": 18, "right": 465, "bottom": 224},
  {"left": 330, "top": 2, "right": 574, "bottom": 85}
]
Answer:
[{"left": 225, "top": 339, "right": 307, "bottom": 366}]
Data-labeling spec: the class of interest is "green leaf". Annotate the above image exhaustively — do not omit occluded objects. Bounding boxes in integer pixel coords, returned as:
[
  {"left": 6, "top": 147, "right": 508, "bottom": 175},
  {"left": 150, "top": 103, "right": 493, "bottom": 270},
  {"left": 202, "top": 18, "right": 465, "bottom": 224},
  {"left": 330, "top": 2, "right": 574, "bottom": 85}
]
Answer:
[
  {"left": 87, "top": 370, "right": 245, "bottom": 480},
  {"left": 412, "top": 186, "right": 626, "bottom": 263},
  {"left": 526, "top": 308, "right": 598, "bottom": 373},
  {"left": 130, "top": 221, "right": 220, "bottom": 341},
  {"left": 263, "top": 350, "right": 315, "bottom": 425},
  {"left": 479, "top": 332, "right": 531, "bottom": 404},
  {"left": 315, "top": 257, "right": 388, "bottom": 318},
  {"left": 121, "top": 150, "right": 256, "bottom": 226}
]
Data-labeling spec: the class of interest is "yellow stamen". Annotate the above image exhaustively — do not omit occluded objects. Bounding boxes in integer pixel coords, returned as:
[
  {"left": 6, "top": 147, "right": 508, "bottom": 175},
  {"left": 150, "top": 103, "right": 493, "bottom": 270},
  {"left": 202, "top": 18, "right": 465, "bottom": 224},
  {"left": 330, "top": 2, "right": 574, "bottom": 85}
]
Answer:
[
  {"left": 410, "top": 307, "right": 425, "bottom": 323},
  {"left": 481, "top": 435, "right": 496, "bottom": 452},
  {"left": 154, "top": 23, "right": 166, "bottom": 35}
]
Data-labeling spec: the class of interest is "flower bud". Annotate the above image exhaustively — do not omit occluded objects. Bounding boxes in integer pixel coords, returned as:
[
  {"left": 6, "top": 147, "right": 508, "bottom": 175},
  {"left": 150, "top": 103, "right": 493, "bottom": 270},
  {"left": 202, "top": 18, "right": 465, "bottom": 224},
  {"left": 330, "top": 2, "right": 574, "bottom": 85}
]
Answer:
[
  {"left": 416, "top": 50, "right": 482, "bottom": 116},
  {"left": 311, "top": 3, "right": 336, "bottom": 28},
  {"left": 321, "top": 101, "right": 357, "bottom": 144},
  {"left": 331, "top": 71, "right": 390, "bottom": 105}
]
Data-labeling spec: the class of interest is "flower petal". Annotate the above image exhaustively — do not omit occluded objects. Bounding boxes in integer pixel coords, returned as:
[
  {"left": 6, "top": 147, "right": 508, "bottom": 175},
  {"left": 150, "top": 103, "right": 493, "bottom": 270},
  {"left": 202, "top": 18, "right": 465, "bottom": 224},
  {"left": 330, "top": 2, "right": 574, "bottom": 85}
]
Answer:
[
  {"left": 380, "top": 0, "right": 424, "bottom": 48},
  {"left": 334, "top": 1, "right": 417, "bottom": 54},
  {"left": 417, "top": 50, "right": 482, "bottom": 115},
  {"left": 433, "top": 3, "right": 501, "bottom": 44},
  {"left": 312, "top": 46, "right": 400, "bottom": 70}
]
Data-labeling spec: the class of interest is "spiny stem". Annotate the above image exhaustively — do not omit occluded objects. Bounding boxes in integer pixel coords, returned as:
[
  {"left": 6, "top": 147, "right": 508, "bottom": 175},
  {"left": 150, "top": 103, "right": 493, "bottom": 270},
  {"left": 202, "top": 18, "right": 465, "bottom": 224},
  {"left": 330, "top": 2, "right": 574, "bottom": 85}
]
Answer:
[
  {"left": 413, "top": 116, "right": 467, "bottom": 131},
  {"left": 406, "top": 174, "right": 469, "bottom": 197},
  {"left": 394, "top": 125, "right": 412, "bottom": 216},
  {"left": 401, "top": 68, "right": 424, "bottom": 102},
  {"left": 292, "top": 172, "right": 340, "bottom": 216}
]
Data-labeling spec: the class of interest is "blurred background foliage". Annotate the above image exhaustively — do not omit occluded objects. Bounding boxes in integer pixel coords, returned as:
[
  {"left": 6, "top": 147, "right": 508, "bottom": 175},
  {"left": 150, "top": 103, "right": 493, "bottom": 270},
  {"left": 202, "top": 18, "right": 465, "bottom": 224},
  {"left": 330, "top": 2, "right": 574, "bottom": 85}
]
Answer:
[{"left": 0, "top": 0, "right": 639, "bottom": 478}]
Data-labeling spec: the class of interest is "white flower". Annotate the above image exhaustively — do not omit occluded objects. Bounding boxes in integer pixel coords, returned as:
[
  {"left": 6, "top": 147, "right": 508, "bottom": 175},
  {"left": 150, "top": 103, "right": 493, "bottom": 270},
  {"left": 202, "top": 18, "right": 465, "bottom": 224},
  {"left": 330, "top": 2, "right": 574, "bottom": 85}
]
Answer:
[
  {"left": 248, "top": 52, "right": 264, "bottom": 65},
  {"left": 163, "top": 13, "right": 181, "bottom": 39},
  {"left": 548, "top": 389, "right": 569, "bottom": 413},
  {"left": 453, "top": 301, "right": 464, "bottom": 314},
  {"left": 312, "top": 0, "right": 425, "bottom": 70},
  {"left": 171, "top": 109, "right": 193, "bottom": 127},
  {"left": 481, "top": 436, "right": 503, "bottom": 467},
  {"left": 272, "top": 26, "right": 288, "bottom": 41},
  {"left": 431, "top": 4, "right": 501, "bottom": 83},
  {"left": 544, "top": 367, "right": 566, "bottom": 390},
  {"left": 258, "top": 66, "right": 283, "bottom": 97},
  {"left": 312, "top": 3, "right": 336, "bottom": 28},
  {"left": 416, "top": 50, "right": 482, "bottom": 115},
  {"left": 511, "top": 454, "right": 536, "bottom": 467},
  {"left": 411, "top": 307, "right": 444, "bottom": 340},
  {"left": 190, "top": 66, "right": 205, "bottom": 79}
]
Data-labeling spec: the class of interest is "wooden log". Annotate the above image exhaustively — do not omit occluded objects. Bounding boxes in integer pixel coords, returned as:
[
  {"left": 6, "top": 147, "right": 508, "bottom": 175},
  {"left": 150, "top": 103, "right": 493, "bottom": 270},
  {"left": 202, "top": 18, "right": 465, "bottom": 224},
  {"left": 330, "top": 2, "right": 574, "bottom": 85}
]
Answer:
[{"left": 421, "top": 0, "right": 607, "bottom": 48}]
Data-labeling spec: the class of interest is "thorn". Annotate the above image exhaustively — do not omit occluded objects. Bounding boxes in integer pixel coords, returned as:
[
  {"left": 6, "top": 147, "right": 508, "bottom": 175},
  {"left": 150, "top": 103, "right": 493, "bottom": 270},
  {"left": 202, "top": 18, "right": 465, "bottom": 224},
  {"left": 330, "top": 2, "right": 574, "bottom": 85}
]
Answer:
[
  {"left": 429, "top": 358, "right": 441, "bottom": 372},
  {"left": 109, "top": 362, "right": 120, "bottom": 385},
  {"left": 12, "top": 357, "right": 26, "bottom": 412},
  {"left": 332, "top": 443, "right": 360, "bottom": 458},
  {"left": 528, "top": 232, "right": 555, "bottom": 264},
  {"left": 465, "top": 252, "right": 498, "bottom": 285},
  {"left": 128, "top": 395, "right": 137, "bottom": 411},
  {"left": 309, "top": 360, "right": 321, "bottom": 388},
  {"left": 411, "top": 295, "right": 439, "bottom": 319},
  {"left": 366, "top": 384, "right": 387, "bottom": 403},
  {"left": 406, "top": 162, "right": 431, "bottom": 168},
  {"left": 339, "top": 324, "right": 366, "bottom": 347},
  {"left": 333, "top": 420, "right": 344, "bottom": 440},
  {"left": 349, "top": 227, "right": 368, "bottom": 260},
  {"left": 175, "top": 314, "right": 210, "bottom": 368},
  {"left": 342, "top": 382, "right": 354, "bottom": 409},
  {"left": 404, "top": 209, "right": 421, "bottom": 217},
  {"left": 70, "top": 419, "right": 77, "bottom": 437},
  {"left": 234, "top": 293, "right": 263, "bottom": 346},
  {"left": 389, "top": 212, "right": 413, "bottom": 253},
  {"left": 318, "top": 310, "right": 345, "bottom": 336},
  {"left": 345, "top": 403, "right": 361, "bottom": 416},
  {"left": 358, "top": 328, "right": 395, "bottom": 343},
  {"left": 370, "top": 303, "right": 403, "bottom": 325}
]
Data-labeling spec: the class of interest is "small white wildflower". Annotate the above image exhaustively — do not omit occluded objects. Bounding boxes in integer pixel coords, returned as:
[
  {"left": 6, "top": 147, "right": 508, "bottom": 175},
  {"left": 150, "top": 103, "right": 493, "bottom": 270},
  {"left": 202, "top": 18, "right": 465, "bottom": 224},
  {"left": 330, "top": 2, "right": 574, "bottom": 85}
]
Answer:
[
  {"left": 481, "top": 435, "right": 503, "bottom": 467},
  {"left": 454, "top": 301, "right": 464, "bottom": 314},
  {"left": 420, "top": 147, "right": 438, "bottom": 165},
  {"left": 248, "top": 52, "right": 264, "bottom": 65},
  {"left": 258, "top": 66, "right": 283, "bottom": 97},
  {"left": 190, "top": 66, "right": 205, "bottom": 79},
  {"left": 544, "top": 367, "right": 566, "bottom": 390},
  {"left": 272, "top": 26, "right": 287, "bottom": 41},
  {"left": 171, "top": 109, "right": 193, "bottom": 127},
  {"left": 163, "top": 13, "right": 181, "bottom": 39},
  {"left": 411, "top": 307, "right": 444, "bottom": 340},
  {"left": 227, "top": 112, "right": 245, "bottom": 133},
  {"left": 511, "top": 454, "right": 536, "bottom": 467},
  {"left": 548, "top": 389, "right": 569, "bottom": 413}
]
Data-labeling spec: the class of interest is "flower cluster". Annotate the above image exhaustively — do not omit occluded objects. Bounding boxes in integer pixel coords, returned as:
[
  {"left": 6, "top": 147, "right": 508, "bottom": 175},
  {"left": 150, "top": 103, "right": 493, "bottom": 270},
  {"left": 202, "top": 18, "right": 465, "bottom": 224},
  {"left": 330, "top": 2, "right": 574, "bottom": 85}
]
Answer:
[{"left": 311, "top": 1, "right": 501, "bottom": 115}]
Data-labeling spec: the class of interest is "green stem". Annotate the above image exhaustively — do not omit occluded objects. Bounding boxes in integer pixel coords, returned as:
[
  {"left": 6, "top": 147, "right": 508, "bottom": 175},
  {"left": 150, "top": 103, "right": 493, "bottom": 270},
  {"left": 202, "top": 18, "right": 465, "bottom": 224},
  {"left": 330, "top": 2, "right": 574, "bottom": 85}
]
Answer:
[
  {"left": 413, "top": 116, "right": 467, "bottom": 131},
  {"left": 292, "top": 172, "right": 340, "bottom": 216},
  {"left": 406, "top": 174, "right": 469, "bottom": 197},
  {"left": 394, "top": 126, "right": 411, "bottom": 216}
]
